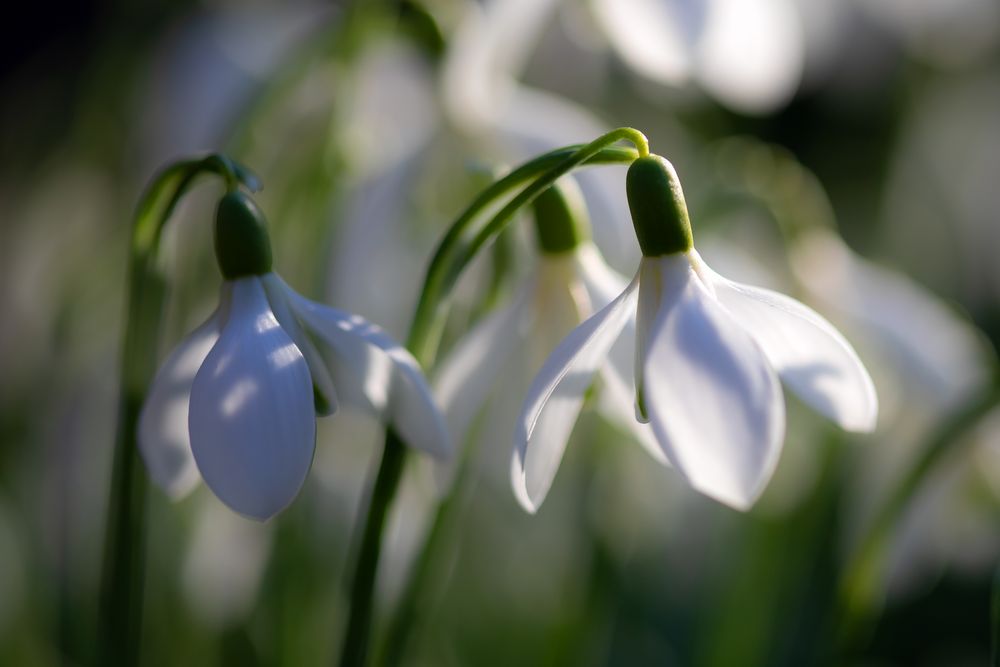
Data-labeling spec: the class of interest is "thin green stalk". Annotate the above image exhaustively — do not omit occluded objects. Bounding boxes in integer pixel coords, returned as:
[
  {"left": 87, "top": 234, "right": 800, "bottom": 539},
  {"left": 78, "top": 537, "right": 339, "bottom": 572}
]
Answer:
[
  {"left": 338, "top": 129, "right": 646, "bottom": 667},
  {"left": 97, "top": 155, "right": 256, "bottom": 666},
  {"left": 380, "top": 415, "right": 481, "bottom": 667},
  {"left": 836, "top": 375, "right": 1000, "bottom": 653}
]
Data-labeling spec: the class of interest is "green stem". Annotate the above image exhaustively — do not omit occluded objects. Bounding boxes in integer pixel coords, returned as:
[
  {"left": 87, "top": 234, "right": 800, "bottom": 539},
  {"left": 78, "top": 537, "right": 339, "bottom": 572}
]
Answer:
[
  {"left": 97, "top": 155, "right": 256, "bottom": 666},
  {"left": 836, "top": 376, "right": 1000, "bottom": 653},
  {"left": 337, "top": 129, "right": 645, "bottom": 667},
  {"left": 380, "top": 416, "right": 481, "bottom": 667}
]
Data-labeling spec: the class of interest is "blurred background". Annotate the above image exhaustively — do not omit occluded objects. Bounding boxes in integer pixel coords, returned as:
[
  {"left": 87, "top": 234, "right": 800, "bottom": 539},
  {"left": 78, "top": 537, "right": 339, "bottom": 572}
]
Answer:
[{"left": 1, "top": 0, "right": 998, "bottom": 665}]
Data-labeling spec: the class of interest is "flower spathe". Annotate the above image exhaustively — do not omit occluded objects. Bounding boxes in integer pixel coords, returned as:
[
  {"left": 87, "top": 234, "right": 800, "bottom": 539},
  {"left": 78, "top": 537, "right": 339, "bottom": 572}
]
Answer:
[
  {"left": 514, "top": 157, "right": 877, "bottom": 512},
  {"left": 139, "top": 193, "right": 450, "bottom": 521}
]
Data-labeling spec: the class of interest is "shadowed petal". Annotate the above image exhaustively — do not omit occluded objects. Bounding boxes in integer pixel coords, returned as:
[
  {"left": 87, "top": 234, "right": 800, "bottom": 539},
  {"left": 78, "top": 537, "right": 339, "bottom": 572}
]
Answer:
[
  {"left": 513, "top": 273, "right": 640, "bottom": 513},
  {"left": 139, "top": 285, "right": 231, "bottom": 498},
  {"left": 793, "top": 229, "right": 991, "bottom": 410},
  {"left": 189, "top": 277, "right": 316, "bottom": 521},
  {"left": 643, "top": 254, "right": 784, "bottom": 510},
  {"left": 261, "top": 273, "right": 338, "bottom": 417},
  {"left": 705, "top": 260, "right": 878, "bottom": 432},
  {"left": 633, "top": 259, "right": 664, "bottom": 423},
  {"left": 283, "top": 282, "right": 451, "bottom": 460}
]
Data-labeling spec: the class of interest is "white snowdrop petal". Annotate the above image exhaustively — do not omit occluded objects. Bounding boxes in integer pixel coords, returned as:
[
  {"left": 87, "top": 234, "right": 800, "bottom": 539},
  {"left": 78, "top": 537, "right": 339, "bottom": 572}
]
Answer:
[
  {"left": 260, "top": 273, "right": 338, "bottom": 417},
  {"left": 792, "top": 229, "right": 991, "bottom": 409},
  {"left": 513, "top": 274, "right": 640, "bottom": 512},
  {"left": 633, "top": 259, "right": 663, "bottom": 423},
  {"left": 138, "top": 284, "right": 231, "bottom": 498},
  {"left": 695, "top": 0, "right": 804, "bottom": 114},
  {"left": 284, "top": 284, "right": 451, "bottom": 460},
  {"left": 709, "top": 269, "right": 878, "bottom": 432},
  {"left": 576, "top": 245, "right": 646, "bottom": 421},
  {"left": 642, "top": 255, "right": 784, "bottom": 510},
  {"left": 189, "top": 277, "right": 316, "bottom": 521}
]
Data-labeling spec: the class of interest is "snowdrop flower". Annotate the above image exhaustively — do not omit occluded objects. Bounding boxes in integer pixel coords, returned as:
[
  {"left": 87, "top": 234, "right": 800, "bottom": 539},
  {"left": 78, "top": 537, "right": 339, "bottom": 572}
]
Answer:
[
  {"left": 588, "top": 0, "right": 805, "bottom": 114},
  {"left": 435, "top": 178, "right": 661, "bottom": 485},
  {"left": 139, "top": 191, "right": 449, "bottom": 520},
  {"left": 514, "top": 156, "right": 877, "bottom": 511}
]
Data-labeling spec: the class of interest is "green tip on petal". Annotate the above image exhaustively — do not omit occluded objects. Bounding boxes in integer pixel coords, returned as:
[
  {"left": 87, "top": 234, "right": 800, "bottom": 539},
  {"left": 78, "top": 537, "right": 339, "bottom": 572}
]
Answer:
[
  {"left": 626, "top": 155, "right": 693, "bottom": 257},
  {"left": 532, "top": 177, "right": 592, "bottom": 255},
  {"left": 214, "top": 191, "right": 273, "bottom": 279}
]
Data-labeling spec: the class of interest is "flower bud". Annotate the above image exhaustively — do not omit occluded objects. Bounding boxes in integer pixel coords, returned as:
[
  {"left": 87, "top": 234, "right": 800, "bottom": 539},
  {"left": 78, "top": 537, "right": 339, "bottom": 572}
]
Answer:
[
  {"left": 532, "top": 177, "right": 591, "bottom": 255},
  {"left": 214, "top": 191, "right": 273, "bottom": 279},
  {"left": 626, "top": 155, "right": 693, "bottom": 256}
]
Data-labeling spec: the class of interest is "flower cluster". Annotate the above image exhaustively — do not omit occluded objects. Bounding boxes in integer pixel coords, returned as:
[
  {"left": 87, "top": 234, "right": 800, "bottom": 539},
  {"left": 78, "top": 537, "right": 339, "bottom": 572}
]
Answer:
[{"left": 141, "top": 154, "right": 876, "bottom": 520}]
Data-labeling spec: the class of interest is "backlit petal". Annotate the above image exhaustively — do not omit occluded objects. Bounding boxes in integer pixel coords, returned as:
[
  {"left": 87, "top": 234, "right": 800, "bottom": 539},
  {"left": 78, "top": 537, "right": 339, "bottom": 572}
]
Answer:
[
  {"left": 138, "top": 285, "right": 231, "bottom": 498},
  {"left": 642, "top": 254, "right": 784, "bottom": 510},
  {"left": 513, "top": 273, "right": 640, "bottom": 512},
  {"left": 284, "top": 283, "right": 451, "bottom": 460},
  {"left": 705, "top": 259, "right": 878, "bottom": 432},
  {"left": 260, "top": 273, "right": 338, "bottom": 416},
  {"left": 189, "top": 277, "right": 316, "bottom": 521},
  {"left": 633, "top": 259, "right": 663, "bottom": 423}
]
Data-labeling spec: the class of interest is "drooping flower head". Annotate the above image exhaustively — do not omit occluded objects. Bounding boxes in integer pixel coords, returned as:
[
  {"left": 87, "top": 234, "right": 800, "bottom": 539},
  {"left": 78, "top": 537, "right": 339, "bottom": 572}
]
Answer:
[
  {"left": 139, "top": 191, "right": 450, "bottom": 520},
  {"left": 434, "top": 177, "right": 661, "bottom": 490},
  {"left": 514, "top": 155, "right": 877, "bottom": 511}
]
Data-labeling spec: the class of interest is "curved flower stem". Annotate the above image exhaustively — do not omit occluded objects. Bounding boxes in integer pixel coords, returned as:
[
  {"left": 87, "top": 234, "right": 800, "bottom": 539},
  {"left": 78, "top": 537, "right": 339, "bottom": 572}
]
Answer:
[
  {"left": 835, "top": 374, "right": 1000, "bottom": 654},
  {"left": 97, "top": 155, "right": 257, "bottom": 666},
  {"left": 338, "top": 129, "right": 645, "bottom": 667}
]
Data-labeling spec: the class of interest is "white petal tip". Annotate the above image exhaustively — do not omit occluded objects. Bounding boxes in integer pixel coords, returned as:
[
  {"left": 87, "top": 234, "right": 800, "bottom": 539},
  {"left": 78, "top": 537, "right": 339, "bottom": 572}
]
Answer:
[
  {"left": 161, "top": 475, "right": 200, "bottom": 502},
  {"left": 514, "top": 488, "right": 541, "bottom": 515},
  {"left": 694, "top": 482, "right": 760, "bottom": 512},
  {"left": 840, "top": 412, "right": 879, "bottom": 434},
  {"left": 510, "top": 454, "right": 542, "bottom": 514}
]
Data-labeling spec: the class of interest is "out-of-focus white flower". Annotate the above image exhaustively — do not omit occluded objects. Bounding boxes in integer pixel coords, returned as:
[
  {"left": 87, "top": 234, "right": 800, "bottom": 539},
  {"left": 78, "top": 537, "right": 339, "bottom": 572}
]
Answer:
[
  {"left": 330, "top": 38, "right": 655, "bottom": 337},
  {"left": 138, "top": 4, "right": 333, "bottom": 168},
  {"left": 433, "top": 178, "right": 660, "bottom": 489},
  {"left": 139, "top": 192, "right": 449, "bottom": 521},
  {"left": 442, "top": 0, "right": 806, "bottom": 116},
  {"left": 514, "top": 156, "right": 876, "bottom": 512},
  {"left": 792, "top": 228, "right": 992, "bottom": 415},
  {"left": 434, "top": 202, "right": 662, "bottom": 486},
  {"left": 588, "top": 0, "right": 805, "bottom": 114}
]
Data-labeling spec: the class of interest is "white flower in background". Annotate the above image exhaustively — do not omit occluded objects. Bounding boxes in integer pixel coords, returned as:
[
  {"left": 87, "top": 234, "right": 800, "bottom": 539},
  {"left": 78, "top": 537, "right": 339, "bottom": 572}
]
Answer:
[
  {"left": 514, "top": 156, "right": 877, "bottom": 511},
  {"left": 139, "top": 191, "right": 449, "bottom": 520},
  {"left": 791, "top": 228, "right": 992, "bottom": 414},
  {"left": 442, "top": 0, "right": 805, "bottom": 117},
  {"left": 434, "top": 178, "right": 663, "bottom": 488},
  {"left": 330, "top": 38, "right": 655, "bottom": 337},
  {"left": 589, "top": 0, "right": 805, "bottom": 114}
]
